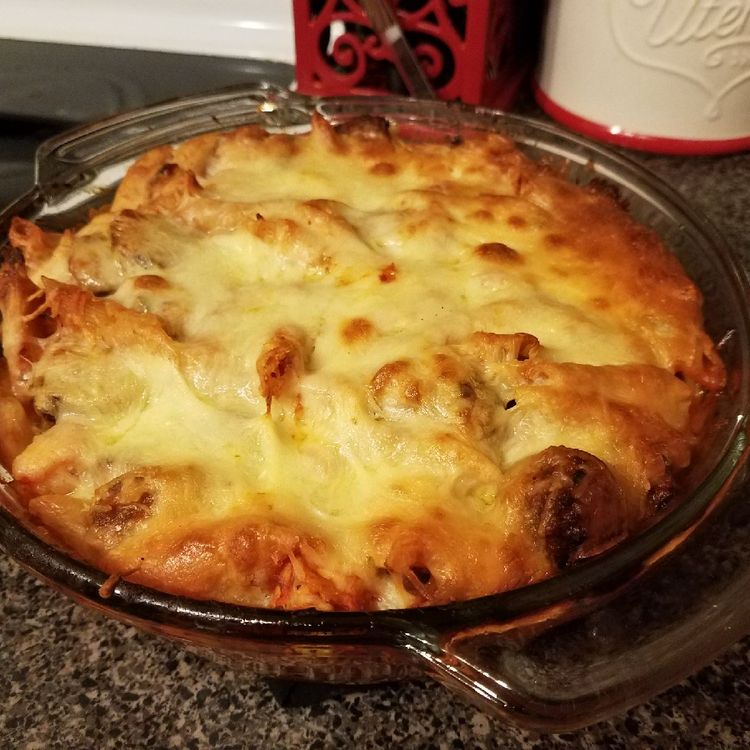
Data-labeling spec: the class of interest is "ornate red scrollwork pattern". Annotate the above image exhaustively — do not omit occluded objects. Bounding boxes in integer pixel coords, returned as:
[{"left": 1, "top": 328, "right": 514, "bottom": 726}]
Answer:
[{"left": 293, "top": 0, "right": 539, "bottom": 108}]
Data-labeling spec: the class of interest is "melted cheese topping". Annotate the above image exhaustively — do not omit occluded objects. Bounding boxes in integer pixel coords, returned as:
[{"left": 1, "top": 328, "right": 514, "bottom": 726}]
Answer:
[{"left": 0, "top": 116, "right": 724, "bottom": 610}]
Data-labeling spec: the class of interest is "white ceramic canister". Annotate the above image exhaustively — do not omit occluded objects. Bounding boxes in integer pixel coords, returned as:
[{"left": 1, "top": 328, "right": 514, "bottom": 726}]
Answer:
[{"left": 536, "top": 0, "right": 750, "bottom": 154}]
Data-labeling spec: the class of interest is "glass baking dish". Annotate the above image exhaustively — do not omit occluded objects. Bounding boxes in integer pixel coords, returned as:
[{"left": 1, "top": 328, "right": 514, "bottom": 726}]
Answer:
[{"left": 0, "top": 83, "right": 748, "bottom": 731}]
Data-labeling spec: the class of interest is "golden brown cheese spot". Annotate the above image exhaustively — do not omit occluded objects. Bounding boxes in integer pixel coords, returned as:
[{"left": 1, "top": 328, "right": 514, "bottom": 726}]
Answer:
[
  {"left": 132, "top": 274, "right": 170, "bottom": 291},
  {"left": 256, "top": 327, "right": 309, "bottom": 412},
  {"left": 550, "top": 265, "right": 570, "bottom": 278},
  {"left": 472, "top": 209, "right": 494, "bottom": 222},
  {"left": 293, "top": 393, "right": 304, "bottom": 421},
  {"left": 315, "top": 254, "right": 334, "bottom": 274},
  {"left": 310, "top": 114, "right": 348, "bottom": 154},
  {"left": 67, "top": 226, "right": 127, "bottom": 293},
  {"left": 432, "top": 354, "right": 497, "bottom": 436},
  {"left": 514, "top": 361, "right": 693, "bottom": 432},
  {"left": 111, "top": 145, "right": 173, "bottom": 212},
  {"left": 509, "top": 446, "right": 626, "bottom": 569},
  {"left": 8, "top": 217, "right": 60, "bottom": 267},
  {"left": 370, "top": 360, "right": 418, "bottom": 407},
  {"left": 115, "top": 525, "right": 232, "bottom": 602},
  {"left": 475, "top": 242, "right": 523, "bottom": 264},
  {"left": 370, "top": 514, "right": 532, "bottom": 607},
  {"left": 507, "top": 214, "right": 527, "bottom": 229},
  {"left": 122, "top": 275, "right": 185, "bottom": 339},
  {"left": 0, "top": 268, "right": 47, "bottom": 400},
  {"left": 370, "top": 162, "right": 397, "bottom": 176},
  {"left": 91, "top": 471, "right": 156, "bottom": 544},
  {"left": 42, "top": 280, "right": 175, "bottom": 354},
  {"left": 252, "top": 217, "right": 300, "bottom": 245},
  {"left": 432, "top": 352, "right": 462, "bottom": 381},
  {"left": 0, "top": 394, "right": 33, "bottom": 468},
  {"left": 544, "top": 233, "right": 567, "bottom": 248},
  {"left": 109, "top": 210, "right": 147, "bottom": 259},
  {"left": 230, "top": 522, "right": 374, "bottom": 610},
  {"left": 370, "top": 355, "right": 497, "bottom": 439},
  {"left": 109, "top": 210, "right": 197, "bottom": 275},
  {"left": 464, "top": 331, "right": 541, "bottom": 363},
  {"left": 378, "top": 262, "right": 398, "bottom": 283},
  {"left": 402, "top": 379, "right": 422, "bottom": 405},
  {"left": 376, "top": 519, "right": 443, "bottom": 602},
  {"left": 231, "top": 522, "right": 302, "bottom": 589},
  {"left": 171, "top": 132, "right": 221, "bottom": 177},
  {"left": 220, "top": 127, "right": 299, "bottom": 161},
  {"left": 15, "top": 426, "right": 88, "bottom": 497},
  {"left": 341, "top": 317, "right": 376, "bottom": 344},
  {"left": 302, "top": 198, "right": 336, "bottom": 215},
  {"left": 149, "top": 163, "right": 203, "bottom": 213}
]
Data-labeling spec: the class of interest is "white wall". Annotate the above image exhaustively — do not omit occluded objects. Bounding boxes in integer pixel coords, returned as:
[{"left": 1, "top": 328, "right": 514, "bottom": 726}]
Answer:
[{"left": 1, "top": 0, "right": 295, "bottom": 61}]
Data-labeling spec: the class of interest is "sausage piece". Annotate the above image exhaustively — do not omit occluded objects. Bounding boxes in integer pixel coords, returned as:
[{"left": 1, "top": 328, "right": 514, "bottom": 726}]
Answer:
[{"left": 513, "top": 446, "right": 626, "bottom": 569}]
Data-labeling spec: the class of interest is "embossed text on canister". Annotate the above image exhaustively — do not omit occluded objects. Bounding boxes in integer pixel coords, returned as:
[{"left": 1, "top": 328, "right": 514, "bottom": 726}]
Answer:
[{"left": 536, "top": 0, "right": 750, "bottom": 154}]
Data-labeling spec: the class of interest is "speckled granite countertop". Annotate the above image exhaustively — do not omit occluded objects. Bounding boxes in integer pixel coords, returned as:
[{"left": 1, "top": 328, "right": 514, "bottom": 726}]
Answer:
[{"left": 1, "top": 113, "right": 750, "bottom": 749}]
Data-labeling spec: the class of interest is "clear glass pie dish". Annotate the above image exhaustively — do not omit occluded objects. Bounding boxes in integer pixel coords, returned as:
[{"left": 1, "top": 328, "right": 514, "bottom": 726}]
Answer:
[{"left": 0, "top": 83, "right": 748, "bottom": 731}]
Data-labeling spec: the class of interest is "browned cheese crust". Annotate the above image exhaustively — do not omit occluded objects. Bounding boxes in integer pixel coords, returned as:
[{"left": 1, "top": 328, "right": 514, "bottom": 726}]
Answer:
[{"left": 0, "top": 115, "right": 725, "bottom": 610}]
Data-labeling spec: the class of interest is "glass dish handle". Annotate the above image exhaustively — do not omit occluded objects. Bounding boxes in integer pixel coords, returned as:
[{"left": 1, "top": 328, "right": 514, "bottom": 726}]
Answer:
[
  {"left": 34, "top": 83, "right": 313, "bottom": 187},
  {"left": 404, "top": 563, "right": 750, "bottom": 731},
  {"left": 400, "top": 428, "right": 750, "bottom": 731}
]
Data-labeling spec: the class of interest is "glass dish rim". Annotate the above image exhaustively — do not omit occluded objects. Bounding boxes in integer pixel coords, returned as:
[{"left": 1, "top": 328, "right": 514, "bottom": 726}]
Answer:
[{"left": 0, "top": 83, "right": 748, "bottom": 641}]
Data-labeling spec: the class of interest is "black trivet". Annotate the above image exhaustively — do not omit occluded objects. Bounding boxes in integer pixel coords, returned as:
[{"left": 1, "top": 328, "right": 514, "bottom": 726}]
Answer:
[{"left": 265, "top": 679, "right": 399, "bottom": 709}]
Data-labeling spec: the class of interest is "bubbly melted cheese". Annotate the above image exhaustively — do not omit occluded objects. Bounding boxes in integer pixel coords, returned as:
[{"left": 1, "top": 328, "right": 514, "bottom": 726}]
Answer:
[{"left": 0, "top": 116, "right": 724, "bottom": 610}]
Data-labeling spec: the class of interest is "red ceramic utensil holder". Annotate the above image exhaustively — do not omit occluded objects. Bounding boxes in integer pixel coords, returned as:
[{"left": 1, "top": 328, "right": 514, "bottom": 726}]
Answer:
[{"left": 293, "top": 0, "right": 541, "bottom": 108}]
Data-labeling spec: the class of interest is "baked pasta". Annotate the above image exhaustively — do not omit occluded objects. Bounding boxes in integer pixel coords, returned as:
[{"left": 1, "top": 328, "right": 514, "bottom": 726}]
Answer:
[{"left": 0, "top": 115, "right": 725, "bottom": 610}]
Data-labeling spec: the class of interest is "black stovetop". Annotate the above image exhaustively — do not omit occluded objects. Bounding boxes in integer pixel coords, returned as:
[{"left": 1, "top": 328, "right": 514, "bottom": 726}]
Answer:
[{"left": 0, "top": 39, "right": 294, "bottom": 208}]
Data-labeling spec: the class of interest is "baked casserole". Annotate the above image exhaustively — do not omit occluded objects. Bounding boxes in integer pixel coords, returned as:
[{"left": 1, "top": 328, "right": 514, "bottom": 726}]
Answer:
[{"left": 0, "top": 115, "right": 725, "bottom": 611}]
